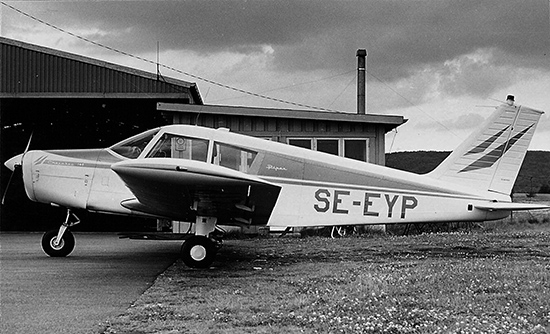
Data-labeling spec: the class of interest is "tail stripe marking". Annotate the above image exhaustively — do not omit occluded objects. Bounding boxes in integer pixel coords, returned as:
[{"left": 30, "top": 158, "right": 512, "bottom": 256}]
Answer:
[
  {"left": 464, "top": 126, "right": 509, "bottom": 155},
  {"left": 459, "top": 124, "right": 534, "bottom": 173}
]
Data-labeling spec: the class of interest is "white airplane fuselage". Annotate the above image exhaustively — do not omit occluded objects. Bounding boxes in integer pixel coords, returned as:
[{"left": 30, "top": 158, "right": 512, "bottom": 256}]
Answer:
[{"left": 8, "top": 124, "right": 513, "bottom": 229}]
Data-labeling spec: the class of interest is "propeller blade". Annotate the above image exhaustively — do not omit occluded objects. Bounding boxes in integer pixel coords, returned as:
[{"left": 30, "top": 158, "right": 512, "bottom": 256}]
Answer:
[
  {"left": 2, "top": 132, "right": 33, "bottom": 205},
  {"left": 2, "top": 165, "right": 22, "bottom": 205},
  {"left": 2, "top": 168, "right": 16, "bottom": 205},
  {"left": 22, "top": 131, "right": 33, "bottom": 160}
]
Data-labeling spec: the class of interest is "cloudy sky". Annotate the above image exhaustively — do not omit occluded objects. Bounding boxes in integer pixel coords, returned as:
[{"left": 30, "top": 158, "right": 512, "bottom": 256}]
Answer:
[{"left": 1, "top": 0, "right": 549, "bottom": 151}]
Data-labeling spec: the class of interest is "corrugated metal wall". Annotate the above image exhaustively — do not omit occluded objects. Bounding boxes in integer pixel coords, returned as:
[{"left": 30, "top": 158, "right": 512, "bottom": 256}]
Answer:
[
  {"left": 174, "top": 112, "right": 375, "bottom": 136},
  {"left": 0, "top": 42, "right": 189, "bottom": 96}
]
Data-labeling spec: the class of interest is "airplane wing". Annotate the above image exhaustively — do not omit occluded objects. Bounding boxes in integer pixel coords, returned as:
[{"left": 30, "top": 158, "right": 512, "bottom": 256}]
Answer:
[
  {"left": 475, "top": 202, "right": 550, "bottom": 212},
  {"left": 111, "top": 158, "right": 281, "bottom": 225}
]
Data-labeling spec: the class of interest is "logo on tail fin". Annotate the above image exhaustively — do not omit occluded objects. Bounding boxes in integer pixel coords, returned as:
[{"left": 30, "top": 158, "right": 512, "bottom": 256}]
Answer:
[{"left": 459, "top": 124, "right": 535, "bottom": 173}]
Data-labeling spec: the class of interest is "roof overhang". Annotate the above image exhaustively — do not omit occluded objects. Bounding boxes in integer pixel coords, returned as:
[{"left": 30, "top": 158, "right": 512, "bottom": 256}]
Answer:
[
  {"left": 157, "top": 103, "right": 407, "bottom": 132},
  {"left": 0, "top": 92, "right": 191, "bottom": 99}
]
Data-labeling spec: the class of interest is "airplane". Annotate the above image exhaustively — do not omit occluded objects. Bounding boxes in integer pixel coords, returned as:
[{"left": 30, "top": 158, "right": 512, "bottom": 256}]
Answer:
[{"left": 3, "top": 95, "right": 549, "bottom": 268}]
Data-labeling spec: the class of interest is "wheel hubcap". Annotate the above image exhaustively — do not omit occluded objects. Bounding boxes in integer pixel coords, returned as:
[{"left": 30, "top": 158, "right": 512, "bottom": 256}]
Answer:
[
  {"left": 189, "top": 245, "right": 207, "bottom": 261},
  {"left": 50, "top": 237, "right": 64, "bottom": 250}
]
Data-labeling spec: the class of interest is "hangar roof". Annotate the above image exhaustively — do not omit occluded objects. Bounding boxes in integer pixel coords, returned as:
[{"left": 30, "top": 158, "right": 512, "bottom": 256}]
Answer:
[{"left": 0, "top": 37, "right": 202, "bottom": 104}]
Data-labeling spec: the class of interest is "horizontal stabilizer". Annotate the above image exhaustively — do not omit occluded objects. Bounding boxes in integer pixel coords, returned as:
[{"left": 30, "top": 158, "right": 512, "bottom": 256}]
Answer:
[{"left": 475, "top": 202, "right": 550, "bottom": 212}]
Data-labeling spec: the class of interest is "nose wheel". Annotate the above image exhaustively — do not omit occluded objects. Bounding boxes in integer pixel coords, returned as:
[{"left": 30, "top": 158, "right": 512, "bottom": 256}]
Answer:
[
  {"left": 41, "top": 229, "right": 75, "bottom": 257},
  {"left": 181, "top": 236, "right": 218, "bottom": 268},
  {"left": 41, "top": 209, "right": 79, "bottom": 257}
]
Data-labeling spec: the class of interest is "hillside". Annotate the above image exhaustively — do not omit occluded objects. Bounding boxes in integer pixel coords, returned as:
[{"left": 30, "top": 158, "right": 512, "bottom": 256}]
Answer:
[{"left": 385, "top": 151, "right": 550, "bottom": 194}]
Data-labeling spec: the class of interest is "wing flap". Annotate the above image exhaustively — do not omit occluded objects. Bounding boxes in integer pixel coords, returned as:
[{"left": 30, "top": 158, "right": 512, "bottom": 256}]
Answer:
[{"left": 112, "top": 158, "right": 281, "bottom": 223}]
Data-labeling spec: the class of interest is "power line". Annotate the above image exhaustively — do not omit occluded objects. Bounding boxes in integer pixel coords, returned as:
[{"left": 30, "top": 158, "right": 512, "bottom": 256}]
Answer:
[
  {"left": 328, "top": 72, "right": 356, "bottom": 109},
  {"left": 1, "top": 1, "right": 343, "bottom": 112},
  {"left": 209, "top": 70, "right": 355, "bottom": 104},
  {"left": 366, "top": 70, "right": 459, "bottom": 138}
]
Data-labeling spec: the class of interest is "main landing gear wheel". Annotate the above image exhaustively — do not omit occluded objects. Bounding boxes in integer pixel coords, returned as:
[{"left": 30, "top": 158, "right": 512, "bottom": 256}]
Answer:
[
  {"left": 41, "top": 229, "right": 75, "bottom": 257},
  {"left": 181, "top": 236, "right": 216, "bottom": 268}
]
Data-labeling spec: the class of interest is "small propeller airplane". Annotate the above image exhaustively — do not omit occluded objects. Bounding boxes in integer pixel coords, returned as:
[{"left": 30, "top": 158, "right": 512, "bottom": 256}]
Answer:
[{"left": 3, "top": 96, "right": 549, "bottom": 268}]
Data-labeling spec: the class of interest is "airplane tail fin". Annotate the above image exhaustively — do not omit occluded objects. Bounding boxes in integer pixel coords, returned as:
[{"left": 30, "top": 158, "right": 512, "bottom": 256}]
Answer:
[{"left": 427, "top": 97, "right": 544, "bottom": 196}]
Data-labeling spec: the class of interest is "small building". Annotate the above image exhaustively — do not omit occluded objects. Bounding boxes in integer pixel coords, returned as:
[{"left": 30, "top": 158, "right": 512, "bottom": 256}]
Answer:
[{"left": 158, "top": 103, "right": 406, "bottom": 166}]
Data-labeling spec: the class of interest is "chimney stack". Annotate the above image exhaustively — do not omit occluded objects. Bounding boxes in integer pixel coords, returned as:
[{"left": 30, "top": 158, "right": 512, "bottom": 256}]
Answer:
[{"left": 356, "top": 49, "right": 367, "bottom": 114}]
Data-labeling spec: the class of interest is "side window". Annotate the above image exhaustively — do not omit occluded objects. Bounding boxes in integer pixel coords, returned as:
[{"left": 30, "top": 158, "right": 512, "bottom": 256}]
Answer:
[
  {"left": 213, "top": 143, "right": 257, "bottom": 173},
  {"left": 147, "top": 134, "right": 209, "bottom": 162}
]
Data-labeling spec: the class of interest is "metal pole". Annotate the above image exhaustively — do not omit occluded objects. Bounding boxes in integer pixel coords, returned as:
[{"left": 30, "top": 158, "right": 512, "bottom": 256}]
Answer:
[{"left": 356, "top": 49, "right": 367, "bottom": 114}]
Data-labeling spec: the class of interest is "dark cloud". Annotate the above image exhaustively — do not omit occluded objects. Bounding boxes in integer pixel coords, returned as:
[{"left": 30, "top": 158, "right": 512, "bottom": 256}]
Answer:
[
  {"left": 13, "top": 0, "right": 550, "bottom": 95},
  {"left": 278, "top": 1, "right": 550, "bottom": 81}
]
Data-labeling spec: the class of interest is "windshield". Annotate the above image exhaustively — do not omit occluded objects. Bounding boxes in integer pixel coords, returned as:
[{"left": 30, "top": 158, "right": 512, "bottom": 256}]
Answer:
[{"left": 110, "top": 128, "right": 160, "bottom": 159}]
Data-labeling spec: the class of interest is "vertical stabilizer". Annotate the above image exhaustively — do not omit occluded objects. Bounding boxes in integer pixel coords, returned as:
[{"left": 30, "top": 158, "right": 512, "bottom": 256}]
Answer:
[{"left": 427, "top": 99, "right": 544, "bottom": 196}]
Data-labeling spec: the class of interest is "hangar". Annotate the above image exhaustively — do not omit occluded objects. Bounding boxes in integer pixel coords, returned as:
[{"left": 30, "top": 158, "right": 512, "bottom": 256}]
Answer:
[
  {"left": 0, "top": 36, "right": 201, "bottom": 230},
  {"left": 1, "top": 36, "right": 406, "bottom": 232},
  {"left": 0, "top": 36, "right": 201, "bottom": 151}
]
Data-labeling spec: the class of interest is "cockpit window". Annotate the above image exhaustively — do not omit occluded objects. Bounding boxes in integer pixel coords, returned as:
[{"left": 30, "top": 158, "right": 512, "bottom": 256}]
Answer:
[
  {"left": 146, "top": 133, "right": 209, "bottom": 162},
  {"left": 110, "top": 129, "right": 159, "bottom": 159}
]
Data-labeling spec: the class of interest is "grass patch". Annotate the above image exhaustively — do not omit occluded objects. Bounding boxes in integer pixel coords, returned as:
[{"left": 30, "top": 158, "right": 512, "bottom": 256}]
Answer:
[{"left": 102, "top": 231, "right": 550, "bottom": 333}]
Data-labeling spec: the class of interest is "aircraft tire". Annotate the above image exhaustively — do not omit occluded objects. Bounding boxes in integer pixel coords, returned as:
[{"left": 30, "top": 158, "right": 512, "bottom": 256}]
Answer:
[
  {"left": 41, "top": 229, "right": 75, "bottom": 257},
  {"left": 181, "top": 236, "right": 215, "bottom": 268}
]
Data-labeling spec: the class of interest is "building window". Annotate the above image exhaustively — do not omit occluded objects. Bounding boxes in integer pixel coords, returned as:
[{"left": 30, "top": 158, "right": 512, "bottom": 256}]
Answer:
[
  {"left": 316, "top": 139, "right": 339, "bottom": 155},
  {"left": 288, "top": 138, "right": 312, "bottom": 149},
  {"left": 288, "top": 137, "right": 369, "bottom": 162},
  {"left": 344, "top": 139, "right": 367, "bottom": 162}
]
